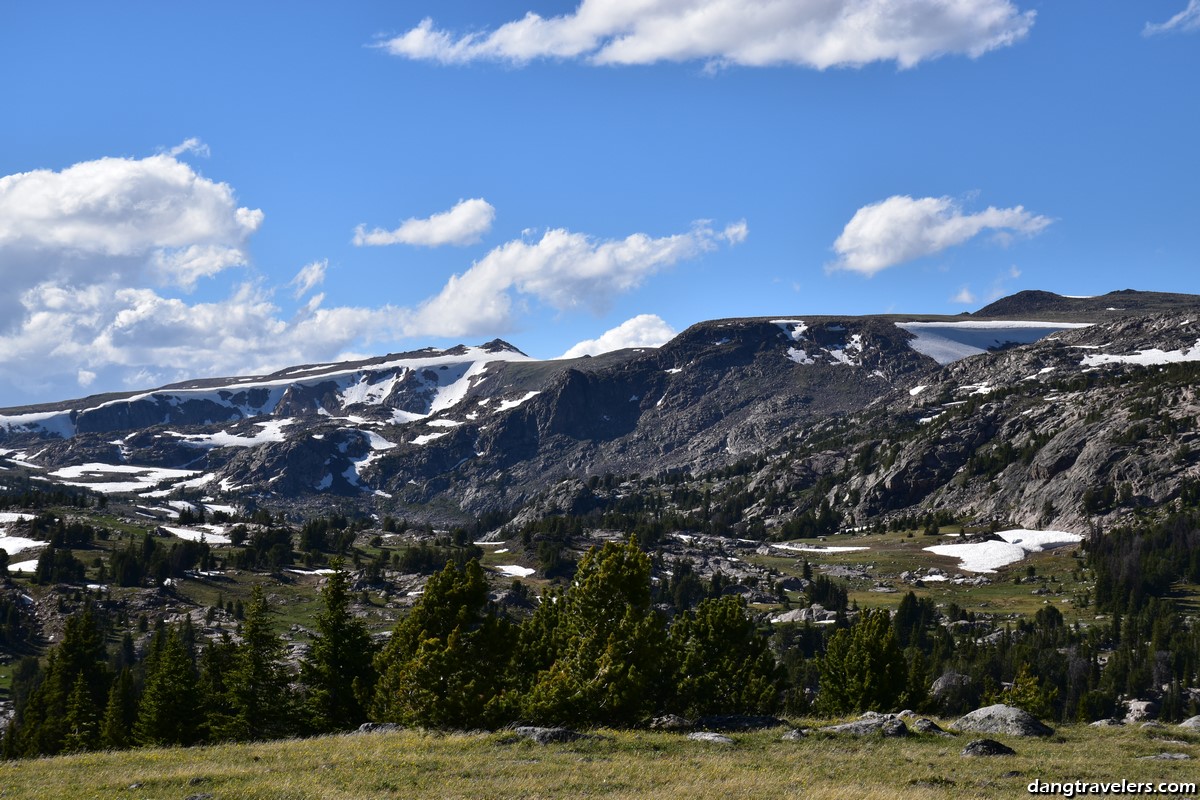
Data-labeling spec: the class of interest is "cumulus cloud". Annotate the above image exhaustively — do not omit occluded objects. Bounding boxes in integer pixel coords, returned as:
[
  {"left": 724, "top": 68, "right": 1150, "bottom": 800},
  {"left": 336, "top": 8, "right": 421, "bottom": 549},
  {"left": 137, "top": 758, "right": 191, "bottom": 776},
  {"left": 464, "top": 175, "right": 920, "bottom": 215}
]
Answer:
[
  {"left": 289, "top": 259, "right": 327, "bottom": 299},
  {"left": 0, "top": 280, "right": 406, "bottom": 401},
  {"left": 830, "top": 195, "right": 1051, "bottom": 276},
  {"left": 1145, "top": 0, "right": 1200, "bottom": 35},
  {"left": 379, "top": 0, "right": 1034, "bottom": 69},
  {"left": 406, "top": 220, "right": 746, "bottom": 338},
  {"left": 560, "top": 314, "right": 678, "bottom": 359},
  {"left": 0, "top": 152, "right": 262, "bottom": 305},
  {"left": 354, "top": 198, "right": 495, "bottom": 247},
  {"left": 0, "top": 150, "right": 741, "bottom": 405},
  {"left": 951, "top": 286, "right": 976, "bottom": 304}
]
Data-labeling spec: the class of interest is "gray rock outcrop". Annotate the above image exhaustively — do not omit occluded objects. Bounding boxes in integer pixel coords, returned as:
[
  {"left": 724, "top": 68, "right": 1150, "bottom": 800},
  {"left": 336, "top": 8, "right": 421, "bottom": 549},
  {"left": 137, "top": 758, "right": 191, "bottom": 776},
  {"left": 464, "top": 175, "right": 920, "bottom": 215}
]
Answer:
[
  {"left": 952, "top": 704, "right": 1054, "bottom": 737},
  {"left": 821, "top": 711, "right": 908, "bottom": 737}
]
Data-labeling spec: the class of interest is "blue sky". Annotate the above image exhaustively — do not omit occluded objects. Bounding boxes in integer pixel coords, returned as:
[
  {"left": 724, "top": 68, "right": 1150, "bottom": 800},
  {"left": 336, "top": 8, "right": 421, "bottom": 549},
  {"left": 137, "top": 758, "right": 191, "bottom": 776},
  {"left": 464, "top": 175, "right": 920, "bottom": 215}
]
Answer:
[{"left": 1, "top": 1, "right": 1197, "bottom": 407}]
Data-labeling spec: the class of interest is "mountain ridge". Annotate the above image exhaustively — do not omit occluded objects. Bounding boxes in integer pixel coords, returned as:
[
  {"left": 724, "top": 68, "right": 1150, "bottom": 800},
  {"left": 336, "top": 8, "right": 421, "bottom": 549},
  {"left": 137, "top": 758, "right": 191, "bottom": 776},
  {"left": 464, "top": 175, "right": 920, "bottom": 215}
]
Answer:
[{"left": 3, "top": 289, "right": 1200, "bottom": 532}]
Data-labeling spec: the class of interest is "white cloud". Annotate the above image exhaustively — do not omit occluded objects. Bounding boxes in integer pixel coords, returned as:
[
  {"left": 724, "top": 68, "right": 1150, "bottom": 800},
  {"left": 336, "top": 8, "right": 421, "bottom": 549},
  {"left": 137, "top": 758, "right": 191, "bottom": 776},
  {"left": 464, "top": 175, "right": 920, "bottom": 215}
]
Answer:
[
  {"left": 830, "top": 195, "right": 1051, "bottom": 276},
  {"left": 166, "top": 137, "right": 211, "bottom": 158},
  {"left": 289, "top": 260, "right": 327, "bottom": 299},
  {"left": 0, "top": 152, "right": 262, "bottom": 303},
  {"left": 406, "top": 220, "right": 745, "bottom": 338},
  {"left": 951, "top": 286, "right": 976, "bottom": 304},
  {"left": 1145, "top": 0, "right": 1200, "bottom": 35},
  {"left": 0, "top": 281, "right": 406, "bottom": 401},
  {"left": 560, "top": 314, "right": 678, "bottom": 359},
  {"left": 0, "top": 149, "right": 742, "bottom": 405},
  {"left": 380, "top": 1, "right": 1034, "bottom": 70},
  {"left": 353, "top": 198, "right": 495, "bottom": 247}
]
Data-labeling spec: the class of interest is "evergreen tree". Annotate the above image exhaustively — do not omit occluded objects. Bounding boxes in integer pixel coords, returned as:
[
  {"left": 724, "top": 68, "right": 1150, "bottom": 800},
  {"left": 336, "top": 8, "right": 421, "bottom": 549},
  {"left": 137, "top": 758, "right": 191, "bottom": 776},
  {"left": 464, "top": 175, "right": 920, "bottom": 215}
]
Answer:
[
  {"left": 219, "top": 586, "right": 295, "bottom": 741},
  {"left": 523, "top": 538, "right": 668, "bottom": 726},
  {"left": 10, "top": 608, "right": 110, "bottom": 756},
  {"left": 301, "top": 563, "right": 377, "bottom": 732},
  {"left": 818, "top": 608, "right": 908, "bottom": 715},
  {"left": 196, "top": 633, "right": 239, "bottom": 743},
  {"left": 135, "top": 627, "right": 199, "bottom": 746},
  {"left": 372, "top": 560, "right": 512, "bottom": 728},
  {"left": 101, "top": 667, "right": 137, "bottom": 750},
  {"left": 63, "top": 673, "right": 99, "bottom": 752},
  {"left": 669, "top": 595, "right": 783, "bottom": 717}
]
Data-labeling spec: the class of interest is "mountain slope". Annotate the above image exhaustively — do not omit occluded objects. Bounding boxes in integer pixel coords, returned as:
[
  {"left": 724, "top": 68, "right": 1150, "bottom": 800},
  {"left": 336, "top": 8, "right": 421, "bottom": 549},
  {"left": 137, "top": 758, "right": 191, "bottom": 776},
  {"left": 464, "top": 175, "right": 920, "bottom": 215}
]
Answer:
[{"left": 3, "top": 290, "right": 1200, "bottom": 530}]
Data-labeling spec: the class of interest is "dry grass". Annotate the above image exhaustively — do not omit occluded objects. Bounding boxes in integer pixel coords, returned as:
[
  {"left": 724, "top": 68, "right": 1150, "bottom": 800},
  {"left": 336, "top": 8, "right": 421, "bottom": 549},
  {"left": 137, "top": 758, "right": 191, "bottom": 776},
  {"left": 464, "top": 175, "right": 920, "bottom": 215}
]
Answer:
[{"left": 1, "top": 723, "right": 1196, "bottom": 800}]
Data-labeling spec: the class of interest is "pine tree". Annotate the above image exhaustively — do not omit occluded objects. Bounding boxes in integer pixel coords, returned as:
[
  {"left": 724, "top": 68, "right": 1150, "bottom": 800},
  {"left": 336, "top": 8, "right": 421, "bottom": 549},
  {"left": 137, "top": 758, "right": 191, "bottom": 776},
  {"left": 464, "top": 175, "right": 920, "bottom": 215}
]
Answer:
[
  {"left": 135, "top": 627, "right": 199, "bottom": 746},
  {"left": 10, "top": 608, "right": 110, "bottom": 756},
  {"left": 196, "top": 633, "right": 239, "bottom": 743},
  {"left": 301, "top": 563, "right": 377, "bottom": 732},
  {"left": 372, "top": 560, "right": 512, "bottom": 728},
  {"left": 101, "top": 667, "right": 137, "bottom": 750},
  {"left": 219, "top": 586, "right": 295, "bottom": 741},
  {"left": 63, "top": 673, "right": 99, "bottom": 752},
  {"left": 669, "top": 595, "right": 783, "bottom": 717},
  {"left": 523, "top": 538, "right": 668, "bottom": 726},
  {"left": 818, "top": 608, "right": 908, "bottom": 715}
]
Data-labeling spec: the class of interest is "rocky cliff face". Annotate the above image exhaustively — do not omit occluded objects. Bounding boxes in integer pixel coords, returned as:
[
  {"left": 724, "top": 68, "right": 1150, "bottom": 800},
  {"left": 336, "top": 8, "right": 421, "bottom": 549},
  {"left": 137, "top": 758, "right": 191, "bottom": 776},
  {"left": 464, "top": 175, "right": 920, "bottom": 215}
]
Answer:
[{"left": 3, "top": 290, "right": 1200, "bottom": 531}]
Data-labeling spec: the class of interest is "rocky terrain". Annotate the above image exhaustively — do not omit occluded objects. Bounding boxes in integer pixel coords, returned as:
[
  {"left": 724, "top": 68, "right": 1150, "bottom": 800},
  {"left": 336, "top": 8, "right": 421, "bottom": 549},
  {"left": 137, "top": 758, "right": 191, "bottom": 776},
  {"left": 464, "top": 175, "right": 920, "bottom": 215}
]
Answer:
[{"left": 2, "top": 289, "right": 1200, "bottom": 535}]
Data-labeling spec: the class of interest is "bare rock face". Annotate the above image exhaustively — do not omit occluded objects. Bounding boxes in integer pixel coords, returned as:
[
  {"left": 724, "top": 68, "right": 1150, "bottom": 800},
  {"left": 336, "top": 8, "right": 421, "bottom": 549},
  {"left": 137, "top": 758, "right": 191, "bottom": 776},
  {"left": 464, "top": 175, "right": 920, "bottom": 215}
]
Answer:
[
  {"left": 952, "top": 704, "right": 1054, "bottom": 737},
  {"left": 1178, "top": 715, "right": 1200, "bottom": 731}
]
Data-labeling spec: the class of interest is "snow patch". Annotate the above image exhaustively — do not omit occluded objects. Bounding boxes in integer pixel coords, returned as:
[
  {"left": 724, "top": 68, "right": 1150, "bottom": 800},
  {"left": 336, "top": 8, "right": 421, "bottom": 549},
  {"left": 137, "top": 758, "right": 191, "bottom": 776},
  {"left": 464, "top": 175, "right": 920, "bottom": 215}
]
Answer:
[
  {"left": 923, "top": 529, "right": 1083, "bottom": 573},
  {"left": 495, "top": 564, "right": 535, "bottom": 578},
  {"left": 51, "top": 463, "right": 199, "bottom": 494},
  {"left": 165, "top": 418, "right": 294, "bottom": 448},
  {"left": 160, "top": 525, "right": 233, "bottom": 545},
  {"left": 1080, "top": 340, "right": 1200, "bottom": 368},
  {"left": 897, "top": 321, "right": 1090, "bottom": 365},
  {"left": 770, "top": 543, "right": 870, "bottom": 554},
  {"left": 496, "top": 391, "right": 540, "bottom": 412}
]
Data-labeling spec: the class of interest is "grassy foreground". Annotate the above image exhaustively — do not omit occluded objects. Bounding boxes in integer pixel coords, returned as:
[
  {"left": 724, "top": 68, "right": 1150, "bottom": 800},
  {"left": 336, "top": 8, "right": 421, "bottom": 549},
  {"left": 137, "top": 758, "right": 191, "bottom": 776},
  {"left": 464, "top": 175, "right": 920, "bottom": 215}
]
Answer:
[{"left": 0, "top": 723, "right": 1196, "bottom": 800}]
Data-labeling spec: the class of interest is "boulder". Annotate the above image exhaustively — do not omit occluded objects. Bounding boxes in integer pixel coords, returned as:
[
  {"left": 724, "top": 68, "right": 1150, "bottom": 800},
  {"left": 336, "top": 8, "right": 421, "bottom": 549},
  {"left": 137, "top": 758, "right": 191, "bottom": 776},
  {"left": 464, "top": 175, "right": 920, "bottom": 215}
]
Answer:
[
  {"left": 1124, "top": 699, "right": 1159, "bottom": 724},
  {"left": 962, "top": 738, "right": 1016, "bottom": 757},
  {"left": 355, "top": 722, "right": 402, "bottom": 734},
  {"left": 952, "top": 704, "right": 1054, "bottom": 737},
  {"left": 1177, "top": 715, "right": 1200, "bottom": 731},
  {"left": 822, "top": 711, "right": 908, "bottom": 737},
  {"left": 688, "top": 732, "right": 734, "bottom": 744},
  {"left": 913, "top": 718, "right": 954, "bottom": 737},
  {"left": 512, "top": 726, "right": 589, "bottom": 744},
  {"left": 693, "top": 714, "right": 787, "bottom": 731},
  {"left": 1089, "top": 718, "right": 1124, "bottom": 727},
  {"left": 648, "top": 714, "right": 692, "bottom": 731},
  {"left": 1138, "top": 753, "right": 1192, "bottom": 761},
  {"left": 930, "top": 671, "right": 972, "bottom": 701},
  {"left": 781, "top": 728, "right": 806, "bottom": 741}
]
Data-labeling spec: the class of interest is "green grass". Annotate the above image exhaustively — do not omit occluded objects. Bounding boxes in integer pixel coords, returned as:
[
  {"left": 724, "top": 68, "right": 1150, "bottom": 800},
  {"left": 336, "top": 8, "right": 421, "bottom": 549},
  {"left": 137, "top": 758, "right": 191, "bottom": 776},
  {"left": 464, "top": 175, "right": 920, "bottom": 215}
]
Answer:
[
  {"left": 0, "top": 724, "right": 1196, "bottom": 799},
  {"left": 747, "top": 528, "right": 1109, "bottom": 624}
]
